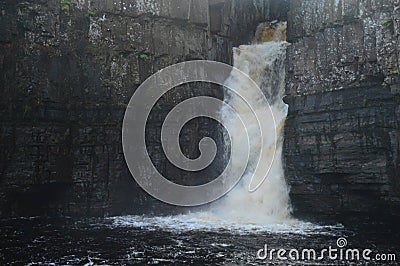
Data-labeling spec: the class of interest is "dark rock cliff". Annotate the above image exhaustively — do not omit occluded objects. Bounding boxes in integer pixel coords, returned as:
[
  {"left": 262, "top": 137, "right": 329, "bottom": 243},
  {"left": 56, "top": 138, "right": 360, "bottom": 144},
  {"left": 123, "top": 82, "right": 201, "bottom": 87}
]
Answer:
[
  {"left": 284, "top": 0, "right": 400, "bottom": 222},
  {"left": 1, "top": 0, "right": 399, "bottom": 223},
  {"left": 0, "top": 0, "right": 269, "bottom": 217}
]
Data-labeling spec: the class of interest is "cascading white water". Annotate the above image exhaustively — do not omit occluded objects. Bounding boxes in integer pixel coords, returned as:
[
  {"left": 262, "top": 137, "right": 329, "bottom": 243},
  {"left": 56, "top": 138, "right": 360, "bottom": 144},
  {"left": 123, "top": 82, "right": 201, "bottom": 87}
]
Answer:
[{"left": 195, "top": 22, "right": 294, "bottom": 225}]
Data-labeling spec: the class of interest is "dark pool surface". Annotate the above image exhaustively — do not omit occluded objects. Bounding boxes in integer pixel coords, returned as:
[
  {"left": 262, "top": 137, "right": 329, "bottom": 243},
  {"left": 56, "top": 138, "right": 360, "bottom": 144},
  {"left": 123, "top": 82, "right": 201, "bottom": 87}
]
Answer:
[{"left": 0, "top": 216, "right": 398, "bottom": 265}]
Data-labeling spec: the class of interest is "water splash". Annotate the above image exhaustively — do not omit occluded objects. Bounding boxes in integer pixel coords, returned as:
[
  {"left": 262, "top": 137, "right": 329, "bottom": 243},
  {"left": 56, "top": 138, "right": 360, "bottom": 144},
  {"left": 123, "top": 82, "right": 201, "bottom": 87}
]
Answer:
[{"left": 109, "top": 215, "right": 343, "bottom": 236}]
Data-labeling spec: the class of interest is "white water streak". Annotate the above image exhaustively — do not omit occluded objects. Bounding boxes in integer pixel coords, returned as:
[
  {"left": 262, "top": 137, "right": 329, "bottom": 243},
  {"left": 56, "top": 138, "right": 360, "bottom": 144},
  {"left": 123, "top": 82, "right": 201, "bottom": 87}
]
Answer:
[{"left": 203, "top": 24, "right": 293, "bottom": 225}]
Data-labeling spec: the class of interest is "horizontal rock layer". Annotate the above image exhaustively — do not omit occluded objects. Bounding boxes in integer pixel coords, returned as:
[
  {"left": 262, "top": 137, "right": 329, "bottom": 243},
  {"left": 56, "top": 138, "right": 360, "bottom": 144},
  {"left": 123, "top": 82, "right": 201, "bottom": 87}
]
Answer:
[{"left": 284, "top": 0, "right": 400, "bottom": 222}]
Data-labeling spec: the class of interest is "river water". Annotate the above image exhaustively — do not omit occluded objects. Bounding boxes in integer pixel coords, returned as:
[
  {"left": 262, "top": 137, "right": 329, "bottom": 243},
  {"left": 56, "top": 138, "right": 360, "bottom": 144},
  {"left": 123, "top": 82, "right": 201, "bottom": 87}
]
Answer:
[{"left": 0, "top": 216, "right": 398, "bottom": 265}]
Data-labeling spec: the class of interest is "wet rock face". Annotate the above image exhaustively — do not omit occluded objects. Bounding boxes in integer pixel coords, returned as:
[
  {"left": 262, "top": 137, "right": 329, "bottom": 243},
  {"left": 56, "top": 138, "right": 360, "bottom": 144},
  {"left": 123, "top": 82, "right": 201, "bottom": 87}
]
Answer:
[
  {"left": 286, "top": 0, "right": 400, "bottom": 95},
  {"left": 0, "top": 0, "right": 269, "bottom": 217},
  {"left": 284, "top": 0, "right": 400, "bottom": 221}
]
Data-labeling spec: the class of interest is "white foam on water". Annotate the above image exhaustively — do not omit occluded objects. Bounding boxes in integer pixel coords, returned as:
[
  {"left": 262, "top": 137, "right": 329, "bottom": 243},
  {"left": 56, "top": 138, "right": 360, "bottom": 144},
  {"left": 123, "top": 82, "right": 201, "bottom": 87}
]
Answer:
[{"left": 109, "top": 215, "right": 342, "bottom": 236}]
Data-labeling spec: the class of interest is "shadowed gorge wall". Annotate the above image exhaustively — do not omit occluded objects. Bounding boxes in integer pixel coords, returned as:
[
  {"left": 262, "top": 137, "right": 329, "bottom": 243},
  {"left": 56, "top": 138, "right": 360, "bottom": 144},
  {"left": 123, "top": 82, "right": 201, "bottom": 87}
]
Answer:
[
  {"left": 0, "top": 0, "right": 270, "bottom": 217},
  {"left": 284, "top": 0, "right": 400, "bottom": 222},
  {"left": 1, "top": 0, "right": 399, "bottom": 223}
]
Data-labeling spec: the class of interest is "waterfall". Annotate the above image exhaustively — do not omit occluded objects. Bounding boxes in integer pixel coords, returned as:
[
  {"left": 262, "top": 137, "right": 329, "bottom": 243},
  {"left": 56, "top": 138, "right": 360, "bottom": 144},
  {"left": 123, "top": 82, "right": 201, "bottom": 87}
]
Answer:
[
  {"left": 198, "top": 22, "right": 294, "bottom": 225},
  {"left": 113, "top": 22, "right": 338, "bottom": 232}
]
